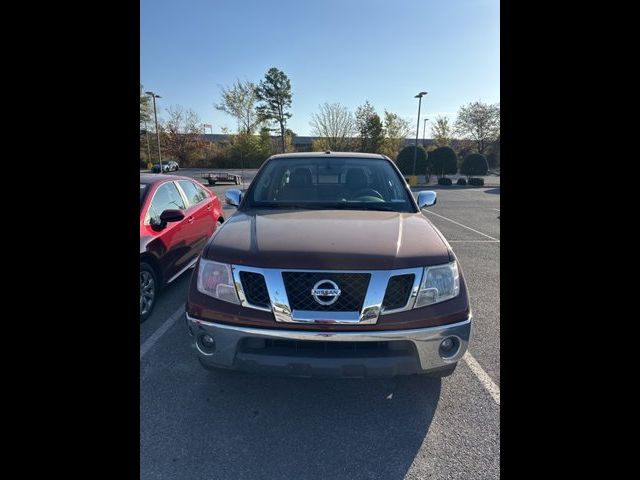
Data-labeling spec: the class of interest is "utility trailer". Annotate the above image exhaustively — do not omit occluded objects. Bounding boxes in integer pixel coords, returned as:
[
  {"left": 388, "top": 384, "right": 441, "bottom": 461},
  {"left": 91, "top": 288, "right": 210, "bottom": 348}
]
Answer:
[{"left": 201, "top": 172, "right": 242, "bottom": 186}]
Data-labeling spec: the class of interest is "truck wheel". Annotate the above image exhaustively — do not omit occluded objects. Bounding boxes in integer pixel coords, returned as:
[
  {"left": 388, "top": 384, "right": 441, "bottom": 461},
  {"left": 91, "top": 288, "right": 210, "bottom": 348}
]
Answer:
[
  {"left": 140, "top": 262, "right": 157, "bottom": 323},
  {"left": 426, "top": 363, "right": 457, "bottom": 378},
  {"left": 208, "top": 179, "right": 215, "bottom": 186}
]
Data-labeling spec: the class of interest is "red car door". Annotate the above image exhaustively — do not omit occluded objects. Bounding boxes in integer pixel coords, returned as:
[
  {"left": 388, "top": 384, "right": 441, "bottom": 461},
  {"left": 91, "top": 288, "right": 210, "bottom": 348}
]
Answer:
[
  {"left": 142, "top": 180, "right": 193, "bottom": 282},
  {"left": 176, "top": 180, "right": 218, "bottom": 253}
]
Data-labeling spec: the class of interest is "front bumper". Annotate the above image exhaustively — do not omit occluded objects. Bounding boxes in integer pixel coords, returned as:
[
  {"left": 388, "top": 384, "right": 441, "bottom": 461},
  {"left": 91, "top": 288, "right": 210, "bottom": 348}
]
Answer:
[{"left": 186, "top": 313, "right": 472, "bottom": 377}]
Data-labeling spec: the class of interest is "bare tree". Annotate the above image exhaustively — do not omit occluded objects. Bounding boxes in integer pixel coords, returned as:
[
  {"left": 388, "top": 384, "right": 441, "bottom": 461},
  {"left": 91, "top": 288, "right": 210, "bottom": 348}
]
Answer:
[
  {"left": 215, "top": 79, "right": 259, "bottom": 134},
  {"left": 161, "top": 105, "right": 206, "bottom": 166},
  {"left": 454, "top": 102, "right": 500, "bottom": 154},
  {"left": 431, "top": 115, "right": 452, "bottom": 146},
  {"left": 309, "top": 102, "right": 357, "bottom": 151}
]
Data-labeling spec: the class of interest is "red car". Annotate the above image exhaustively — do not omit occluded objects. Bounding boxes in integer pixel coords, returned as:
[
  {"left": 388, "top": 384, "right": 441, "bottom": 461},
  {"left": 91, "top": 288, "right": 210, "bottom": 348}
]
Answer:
[{"left": 140, "top": 174, "right": 224, "bottom": 322}]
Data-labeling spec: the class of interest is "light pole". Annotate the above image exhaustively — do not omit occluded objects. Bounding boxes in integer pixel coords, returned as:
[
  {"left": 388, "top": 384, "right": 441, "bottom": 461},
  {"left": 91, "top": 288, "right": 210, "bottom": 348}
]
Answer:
[
  {"left": 145, "top": 91, "right": 162, "bottom": 173},
  {"left": 423, "top": 118, "right": 429, "bottom": 145},
  {"left": 413, "top": 91, "right": 428, "bottom": 176},
  {"left": 143, "top": 119, "right": 151, "bottom": 167}
]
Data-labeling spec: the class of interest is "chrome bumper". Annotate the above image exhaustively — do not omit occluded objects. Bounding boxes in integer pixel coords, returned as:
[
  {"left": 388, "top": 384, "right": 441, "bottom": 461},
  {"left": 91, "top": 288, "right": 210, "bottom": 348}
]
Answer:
[{"left": 187, "top": 313, "right": 472, "bottom": 377}]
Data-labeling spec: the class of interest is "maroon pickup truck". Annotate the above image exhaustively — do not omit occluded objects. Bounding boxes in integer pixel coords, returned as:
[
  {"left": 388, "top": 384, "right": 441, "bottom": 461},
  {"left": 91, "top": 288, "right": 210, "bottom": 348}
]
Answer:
[{"left": 186, "top": 152, "right": 471, "bottom": 378}]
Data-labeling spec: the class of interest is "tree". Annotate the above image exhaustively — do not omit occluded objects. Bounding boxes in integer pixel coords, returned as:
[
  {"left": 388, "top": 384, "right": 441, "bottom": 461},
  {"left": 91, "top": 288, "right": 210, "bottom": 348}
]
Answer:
[
  {"left": 140, "top": 84, "right": 152, "bottom": 126},
  {"left": 140, "top": 84, "right": 154, "bottom": 165},
  {"left": 311, "top": 137, "right": 330, "bottom": 151},
  {"left": 228, "top": 132, "right": 260, "bottom": 169},
  {"left": 160, "top": 105, "right": 206, "bottom": 166},
  {"left": 486, "top": 135, "right": 500, "bottom": 168},
  {"left": 355, "top": 101, "right": 384, "bottom": 153},
  {"left": 431, "top": 115, "right": 452, "bottom": 146},
  {"left": 380, "top": 110, "right": 412, "bottom": 159},
  {"left": 255, "top": 67, "right": 293, "bottom": 153},
  {"left": 454, "top": 101, "right": 500, "bottom": 154},
  {"left": 214, "top": 79, "right": 259, "bottom": 134},
  {"left": 256, "top": 126, "right": 273, "bottom": 157},
  {"left": 431, "top": 146, "right": 458, "bottom": 178},
  {"left": 309, "top": 102, "right": 356, "bottom": 151},
  {"left": 460, "top": 153, "right": 488, "bottom": 179},
  {"left": 429, "top": 147, "right": 458, "bottom": 182},
  {"left": 396, "top": 146, "right": 428, "bottom": 175},
  {"left": 285, "top": 128, "right": 297, "bottom": 153}
]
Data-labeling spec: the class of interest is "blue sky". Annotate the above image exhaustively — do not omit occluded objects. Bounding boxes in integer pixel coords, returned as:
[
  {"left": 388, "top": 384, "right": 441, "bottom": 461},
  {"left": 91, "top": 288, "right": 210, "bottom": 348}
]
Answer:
[{"left": 141, "top": 0, "right": 499, "bottom": 137}]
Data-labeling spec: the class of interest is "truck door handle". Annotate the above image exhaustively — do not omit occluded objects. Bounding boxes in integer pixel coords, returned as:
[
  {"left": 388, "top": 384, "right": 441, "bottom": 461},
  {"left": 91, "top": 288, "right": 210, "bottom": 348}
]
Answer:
[
  {"left": 187, "top": 216, "right": 194, "bottom": 224},
  {"left": 206, "top": 205, "right": 212, "bottom": 211}
]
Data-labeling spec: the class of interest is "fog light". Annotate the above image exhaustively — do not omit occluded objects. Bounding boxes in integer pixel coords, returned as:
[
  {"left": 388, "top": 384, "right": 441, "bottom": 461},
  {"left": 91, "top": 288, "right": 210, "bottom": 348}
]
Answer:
[
  {"left": 196, "top": 334, "right": 216, "bottom": 355},
  {"left": 439, "top": 337, "right": 459, "bottom": 359},
  {"left": 441, "top": 338, "right": 454, "bottom": 351}
]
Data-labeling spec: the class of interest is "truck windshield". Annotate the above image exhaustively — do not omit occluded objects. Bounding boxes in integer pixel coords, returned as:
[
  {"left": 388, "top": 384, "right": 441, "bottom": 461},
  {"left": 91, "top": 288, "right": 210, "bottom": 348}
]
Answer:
[{"left": 246, "top": 157, "right": 416, "bottom": 212}]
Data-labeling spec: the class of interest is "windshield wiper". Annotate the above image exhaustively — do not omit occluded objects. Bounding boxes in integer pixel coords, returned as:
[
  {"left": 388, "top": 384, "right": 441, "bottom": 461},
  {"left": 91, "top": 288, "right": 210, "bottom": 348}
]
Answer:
[
  {"left": 253, "top": 203, "right": 327, "bottom": 210},
  {"left": 351, "top": 204, "right": 398, "bottom": 211}
]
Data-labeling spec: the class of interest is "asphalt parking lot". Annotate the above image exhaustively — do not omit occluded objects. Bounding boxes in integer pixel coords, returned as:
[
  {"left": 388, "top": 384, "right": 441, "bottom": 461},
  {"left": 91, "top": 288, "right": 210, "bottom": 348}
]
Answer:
[{"left": 140, "top": 173, "right": 500, "bottom": 479}]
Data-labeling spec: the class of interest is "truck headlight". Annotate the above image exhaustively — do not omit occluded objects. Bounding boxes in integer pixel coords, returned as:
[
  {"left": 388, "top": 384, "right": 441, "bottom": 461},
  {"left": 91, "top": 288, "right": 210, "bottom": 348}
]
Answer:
[
  {"left": 196, "top": 259, "right": 240, "bottom": 304},
  {"left": 414, "top": 261, "right": 460, "bottom": 308}
]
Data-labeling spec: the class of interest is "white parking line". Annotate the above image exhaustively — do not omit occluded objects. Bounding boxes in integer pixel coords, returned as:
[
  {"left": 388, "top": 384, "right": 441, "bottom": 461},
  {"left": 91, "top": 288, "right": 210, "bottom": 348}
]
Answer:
[
  {"left": 448, "top": 240, "right": 500, "bottom": 243},
  {"left": 140, "top": 305, "right": 185, "bottom": 359},
  {"left": 424, "top": 210, "right": 500, "bottom": 242},
  {"left": 492, "top": 208, "right": 500, "bottom": 212},
  {"left": 463, "top": 352, "right": 500, "bottom": 405}
]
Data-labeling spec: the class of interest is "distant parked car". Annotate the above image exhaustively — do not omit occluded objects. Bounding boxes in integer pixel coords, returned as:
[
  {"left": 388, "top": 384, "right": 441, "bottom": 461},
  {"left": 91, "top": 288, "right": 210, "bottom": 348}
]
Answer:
[
  {"left": 151, "top": 161, "right": 179, "bottom": 173},
  {"left": 140, "top": 174, "right": 224, "bottom": 322}
]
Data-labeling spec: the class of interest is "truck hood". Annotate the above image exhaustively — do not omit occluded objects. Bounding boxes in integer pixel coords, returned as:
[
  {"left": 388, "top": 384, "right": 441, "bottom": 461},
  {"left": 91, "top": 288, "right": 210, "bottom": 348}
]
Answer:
[{"left": 204, "top": 209, "right": 451, "bottom": 269}]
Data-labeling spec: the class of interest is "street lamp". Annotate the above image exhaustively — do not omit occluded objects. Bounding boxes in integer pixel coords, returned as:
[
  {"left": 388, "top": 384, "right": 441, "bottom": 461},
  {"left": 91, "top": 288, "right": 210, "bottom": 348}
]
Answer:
[
  {"left": 143, "top": 119, "right": 151, "bottom": 167},
  {"left": 413, "top": 91, "right": 428, "bottom": 176},
  {"left": 423, "top": 118, "right": 429, "bottom": 146},
  {"left": 145, "top": 91, "right": 162, "bottom": 173}
]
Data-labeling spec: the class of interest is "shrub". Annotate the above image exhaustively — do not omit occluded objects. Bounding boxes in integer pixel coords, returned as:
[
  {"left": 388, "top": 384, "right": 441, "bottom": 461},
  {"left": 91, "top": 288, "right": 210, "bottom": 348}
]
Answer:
[
  {"left": 430, "top": 146, "right": 457, "bottom": 178},
  {"left": 438, "top": 177, "right": 453, "bottom": 185},
  {"left": 396, "top": 145, "right": 429, "bottom": 175},
  {"left": 456, "top": 178, "right": 467, "bottom": 185},
  {"left": 460, "top": 153, "right": 489, "bottom": 178},
  {"left": 468, "top": 177, "right": 485, "bottom": 186},
  {"left": 140, "top": 159, "right": 148, "bottom": 169}
]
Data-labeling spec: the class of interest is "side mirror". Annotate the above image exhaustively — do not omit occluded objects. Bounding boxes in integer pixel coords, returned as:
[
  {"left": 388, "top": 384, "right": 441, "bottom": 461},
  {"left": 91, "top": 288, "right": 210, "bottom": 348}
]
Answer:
[
  {"left": 417, "top": 191, "right": 437, "bottom": 209},
  {"left": 152, "top": 209, "right": 184, "bottom": 231},
  {"left": 225, "top": 189, "right": 242, "bottom": 207},
  {"left": 159, "top": 209, "right": 185, "bottom": 223}
]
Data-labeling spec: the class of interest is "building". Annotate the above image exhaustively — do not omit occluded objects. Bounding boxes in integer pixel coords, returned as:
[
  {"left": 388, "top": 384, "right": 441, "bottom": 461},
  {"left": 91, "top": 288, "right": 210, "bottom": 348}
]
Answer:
[{"left": 199, "top": 133, "right": 446, "bottom": 152}]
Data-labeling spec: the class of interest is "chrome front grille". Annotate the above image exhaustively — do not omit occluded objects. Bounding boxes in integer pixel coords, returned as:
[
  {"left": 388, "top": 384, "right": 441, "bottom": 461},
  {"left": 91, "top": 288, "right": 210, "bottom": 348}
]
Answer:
[
  {"left": 231, "top": 266, "right": 424, "bottom": 325},
  {"left": 282, "top": 272, "right": 371, "bottom": 312}
]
